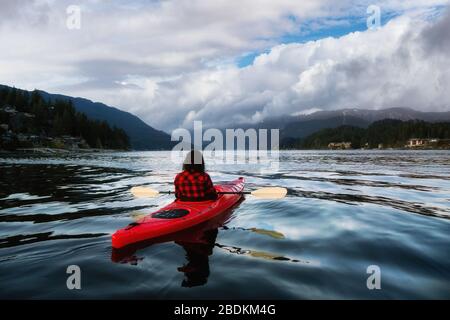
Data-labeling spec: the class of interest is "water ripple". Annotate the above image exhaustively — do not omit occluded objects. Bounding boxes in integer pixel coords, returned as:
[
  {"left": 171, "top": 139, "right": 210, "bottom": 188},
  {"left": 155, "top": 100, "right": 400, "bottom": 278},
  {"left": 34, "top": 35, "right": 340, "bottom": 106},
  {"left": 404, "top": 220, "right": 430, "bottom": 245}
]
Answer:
[{"left": 1, "top": 150, "right": 449, "bottom": 299}]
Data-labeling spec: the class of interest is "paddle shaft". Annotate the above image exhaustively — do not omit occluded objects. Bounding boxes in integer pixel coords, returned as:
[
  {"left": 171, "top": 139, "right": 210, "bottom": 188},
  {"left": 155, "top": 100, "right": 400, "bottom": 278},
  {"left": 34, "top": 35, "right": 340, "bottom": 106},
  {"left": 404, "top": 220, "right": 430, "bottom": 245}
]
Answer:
[
  {"left": 157, "top": 191, "right": 251, "bottom": 195},
  {"left": 131, "top": 186, "right": 287, "bottom": 199}
]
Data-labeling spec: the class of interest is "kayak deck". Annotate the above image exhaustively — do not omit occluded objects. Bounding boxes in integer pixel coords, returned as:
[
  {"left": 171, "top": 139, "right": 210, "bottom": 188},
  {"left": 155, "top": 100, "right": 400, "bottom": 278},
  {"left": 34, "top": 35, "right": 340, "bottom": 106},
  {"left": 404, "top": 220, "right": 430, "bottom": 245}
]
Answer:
[{"left": 112, "top": 177, "right": 244, "bottom": 249}]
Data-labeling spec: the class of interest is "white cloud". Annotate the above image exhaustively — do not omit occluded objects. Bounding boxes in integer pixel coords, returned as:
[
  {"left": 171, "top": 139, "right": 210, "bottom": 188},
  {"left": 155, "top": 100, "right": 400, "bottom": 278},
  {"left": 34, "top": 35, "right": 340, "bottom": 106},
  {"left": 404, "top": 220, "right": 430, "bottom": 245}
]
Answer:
[
  {"left": 129, "top": 11, "right": 450, "bottom": 129},
  {"left": 0, "top": 0, "right": 449, "bottom": 131}
]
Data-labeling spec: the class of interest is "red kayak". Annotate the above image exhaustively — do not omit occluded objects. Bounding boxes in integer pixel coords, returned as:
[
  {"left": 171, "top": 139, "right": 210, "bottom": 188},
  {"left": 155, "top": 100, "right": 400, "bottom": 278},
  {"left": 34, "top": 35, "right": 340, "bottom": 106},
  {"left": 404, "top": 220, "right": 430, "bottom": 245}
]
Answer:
[{"left": 112, "top": 177, "right": 245, "bottom": 249}]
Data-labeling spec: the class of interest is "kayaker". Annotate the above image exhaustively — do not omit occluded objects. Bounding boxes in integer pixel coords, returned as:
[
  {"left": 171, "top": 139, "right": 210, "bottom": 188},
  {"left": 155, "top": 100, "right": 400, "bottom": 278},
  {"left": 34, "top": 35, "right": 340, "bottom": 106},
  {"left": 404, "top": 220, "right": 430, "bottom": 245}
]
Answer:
[{"left": 174, "top": 150, "right": 218, "bottom": 201}]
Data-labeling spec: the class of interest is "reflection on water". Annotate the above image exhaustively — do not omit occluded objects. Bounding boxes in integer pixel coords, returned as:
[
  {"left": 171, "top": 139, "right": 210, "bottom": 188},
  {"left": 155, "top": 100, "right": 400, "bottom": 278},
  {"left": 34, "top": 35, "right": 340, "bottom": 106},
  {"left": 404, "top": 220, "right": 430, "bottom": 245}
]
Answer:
[
  {"left": 223, "top": 226, "right": 286, "bottom": 239},
  {"left": 0, "top": 150, "right": 450, "bottom": 299},
  {"left": 0, "top": 232, "right": 107, "bottom": 249},
  {"left": 215, "top": 243, "right": 307, "bottom": 264},
  {"left": 289, "top": 189, "right": 449, "bottom": 219},
  {"left": 177, "top": 229, "right": 217, "bottom": 288},
  {"left": 111, "top": 202, "right": 294, "bottom": 288},
  {"left": 111, "top": 206, "right": 235, "bottom": 288}
]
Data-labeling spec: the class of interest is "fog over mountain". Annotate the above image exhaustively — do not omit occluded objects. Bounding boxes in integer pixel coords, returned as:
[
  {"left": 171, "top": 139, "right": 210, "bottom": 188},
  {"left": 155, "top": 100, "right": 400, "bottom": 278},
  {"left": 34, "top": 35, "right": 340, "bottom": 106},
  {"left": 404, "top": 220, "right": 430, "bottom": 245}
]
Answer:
[{"left": 3, "top": 83, "right": 450, "bottom": 149}]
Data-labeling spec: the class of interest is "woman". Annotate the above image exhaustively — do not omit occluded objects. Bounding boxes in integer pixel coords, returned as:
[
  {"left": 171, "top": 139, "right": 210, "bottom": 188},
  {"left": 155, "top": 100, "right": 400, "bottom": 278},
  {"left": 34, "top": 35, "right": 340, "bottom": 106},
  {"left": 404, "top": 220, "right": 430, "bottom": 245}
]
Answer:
[{"left": 174, "top": 150, "right": 218, "bottom": 201}]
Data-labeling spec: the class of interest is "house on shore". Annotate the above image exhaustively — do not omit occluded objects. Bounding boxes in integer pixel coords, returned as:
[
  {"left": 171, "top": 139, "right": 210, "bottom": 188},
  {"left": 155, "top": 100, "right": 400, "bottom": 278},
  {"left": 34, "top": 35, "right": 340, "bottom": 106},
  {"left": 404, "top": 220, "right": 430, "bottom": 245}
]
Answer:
[
  {"left": 0, "top": 105, "right": 18, "bottom": 114},
  {"left": 406, "top": 138, "right": 450, "bottom": 149},
  {"left": 57, "top": 135, "right": 89, "bottom": 149},
  {"left": 328, "top": 142, "right": 352, "bottom": 150},
  {"left": 407, "top": 138, "right": 432, "bottom": 147}
]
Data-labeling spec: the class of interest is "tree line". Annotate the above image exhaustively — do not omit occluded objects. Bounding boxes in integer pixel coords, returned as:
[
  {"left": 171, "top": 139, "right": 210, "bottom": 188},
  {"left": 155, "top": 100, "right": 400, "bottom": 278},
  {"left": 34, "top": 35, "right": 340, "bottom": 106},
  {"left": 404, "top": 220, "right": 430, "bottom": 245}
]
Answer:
[
  {"left": 0, "top": 87, "right": 130, "bottom": 150},
  {"left": 281, "top": 119, "right": 450, "bottom": 149}
]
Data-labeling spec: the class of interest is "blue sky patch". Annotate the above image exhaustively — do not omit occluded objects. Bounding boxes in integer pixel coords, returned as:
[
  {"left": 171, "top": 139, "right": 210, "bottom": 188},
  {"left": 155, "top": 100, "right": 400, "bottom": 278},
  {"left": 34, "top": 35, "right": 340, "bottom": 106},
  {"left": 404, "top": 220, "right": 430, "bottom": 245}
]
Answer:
[{"left": 236, "top": 10, "right": 401, "bottom": 68}]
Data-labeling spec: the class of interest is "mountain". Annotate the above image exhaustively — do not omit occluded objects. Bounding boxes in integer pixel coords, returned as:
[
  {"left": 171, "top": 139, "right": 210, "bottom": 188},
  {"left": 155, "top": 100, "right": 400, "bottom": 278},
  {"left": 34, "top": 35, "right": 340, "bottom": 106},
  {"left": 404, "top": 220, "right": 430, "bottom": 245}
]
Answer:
[
  {"left": 37, "top": 91, "right": 174, "bottom": 150},
  {"left": 238, "top": 107, "right": 450, "bottom": 140},
  {"left": 281, "top": 115, "right": 370, "bottom": 139},
  {"left": 293, "top": 107, "right": 450, "bottom": 123},
  {"left": 0, "top": 84, "right": 174, "bottom": 150}
]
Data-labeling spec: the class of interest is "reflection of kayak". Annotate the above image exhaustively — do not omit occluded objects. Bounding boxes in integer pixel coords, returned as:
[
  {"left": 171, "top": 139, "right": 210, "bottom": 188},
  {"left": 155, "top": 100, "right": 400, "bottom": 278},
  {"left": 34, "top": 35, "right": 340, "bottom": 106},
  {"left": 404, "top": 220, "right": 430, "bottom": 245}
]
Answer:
[{"left": 112, "top": 177, "right": 245, "bottom": 249}]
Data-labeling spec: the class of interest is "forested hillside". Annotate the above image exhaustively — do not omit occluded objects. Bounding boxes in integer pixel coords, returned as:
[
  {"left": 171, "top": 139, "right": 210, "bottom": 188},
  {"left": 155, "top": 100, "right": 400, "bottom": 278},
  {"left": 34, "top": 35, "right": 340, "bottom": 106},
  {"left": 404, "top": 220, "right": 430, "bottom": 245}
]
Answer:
[
  {"left": 282, "top": 119, "right": 450, "bottom": 149},
  {"left": 0, "top": 87, "right": 129, "bottom": 150}
]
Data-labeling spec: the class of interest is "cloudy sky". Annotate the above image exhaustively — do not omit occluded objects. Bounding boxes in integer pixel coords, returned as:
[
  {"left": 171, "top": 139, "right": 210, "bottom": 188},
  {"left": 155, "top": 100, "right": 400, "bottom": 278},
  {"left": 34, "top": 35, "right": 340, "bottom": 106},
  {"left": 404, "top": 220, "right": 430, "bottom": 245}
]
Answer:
[{"left": 1, "top": 0, "right": 449, "bottom": 131}]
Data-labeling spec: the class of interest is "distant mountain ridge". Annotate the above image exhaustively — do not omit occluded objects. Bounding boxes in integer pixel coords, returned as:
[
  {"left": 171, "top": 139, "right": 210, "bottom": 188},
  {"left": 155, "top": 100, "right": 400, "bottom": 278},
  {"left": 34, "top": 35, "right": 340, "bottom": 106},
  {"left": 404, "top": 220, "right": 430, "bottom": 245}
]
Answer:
[
  {"left": 240, "top": 107, "right": 450, "bottom": 139},
  {"left": 295, "top": 107, "right": 450, "bottom": 123},
  {"left": 0, "top": 84, "right": 174, "bottom": 150}
]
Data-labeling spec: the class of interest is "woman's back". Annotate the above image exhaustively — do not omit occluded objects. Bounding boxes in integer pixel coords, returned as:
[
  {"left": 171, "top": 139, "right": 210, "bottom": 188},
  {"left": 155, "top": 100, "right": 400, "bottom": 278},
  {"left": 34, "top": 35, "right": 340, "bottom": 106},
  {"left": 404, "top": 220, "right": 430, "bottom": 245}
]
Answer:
[
  {"left": 174, "top": 170, "right": 217, "bottom": 201},
  {"left": 174, "top": 150, "right": 217, "bottom": 201}
]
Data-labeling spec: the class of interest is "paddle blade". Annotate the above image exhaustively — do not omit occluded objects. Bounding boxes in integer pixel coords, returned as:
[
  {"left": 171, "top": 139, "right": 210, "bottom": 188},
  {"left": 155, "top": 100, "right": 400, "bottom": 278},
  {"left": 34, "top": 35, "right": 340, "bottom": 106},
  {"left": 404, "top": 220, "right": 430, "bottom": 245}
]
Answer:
[
  {"left": 130, "top": 211, "right": 146, "bottom": 222},
  {"left": 249, "top": 228, "right": 285, "bottom": 239},
  {"left": 130, "top": 186, "right": 160, "bottom": 198},
  {"left": 250, "top": 187, "right": 287, "bottom": 199}
]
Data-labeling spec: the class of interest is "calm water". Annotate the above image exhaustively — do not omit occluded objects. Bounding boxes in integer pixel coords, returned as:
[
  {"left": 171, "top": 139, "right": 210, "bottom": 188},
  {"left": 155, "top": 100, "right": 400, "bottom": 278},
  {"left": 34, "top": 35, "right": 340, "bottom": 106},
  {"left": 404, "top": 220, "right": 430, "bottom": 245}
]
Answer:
[{"left": 0, "top": 150, "right": 449, "bottom": 299}]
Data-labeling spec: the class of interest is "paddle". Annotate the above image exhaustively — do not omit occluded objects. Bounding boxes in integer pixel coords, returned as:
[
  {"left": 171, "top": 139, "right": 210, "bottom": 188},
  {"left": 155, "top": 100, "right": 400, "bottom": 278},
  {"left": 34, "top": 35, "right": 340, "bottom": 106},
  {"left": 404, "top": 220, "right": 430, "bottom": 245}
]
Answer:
[{"left": 130, "top": 186, "right": 287, "bottom": 200}]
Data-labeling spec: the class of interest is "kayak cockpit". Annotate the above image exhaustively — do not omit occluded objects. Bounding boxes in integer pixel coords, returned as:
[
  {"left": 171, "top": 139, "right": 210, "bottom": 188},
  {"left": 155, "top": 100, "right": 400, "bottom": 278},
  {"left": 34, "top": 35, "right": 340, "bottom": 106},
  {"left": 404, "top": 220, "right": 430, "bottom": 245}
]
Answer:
[{"left": 152, "top": 209, "right": 190, "bottom": 219}]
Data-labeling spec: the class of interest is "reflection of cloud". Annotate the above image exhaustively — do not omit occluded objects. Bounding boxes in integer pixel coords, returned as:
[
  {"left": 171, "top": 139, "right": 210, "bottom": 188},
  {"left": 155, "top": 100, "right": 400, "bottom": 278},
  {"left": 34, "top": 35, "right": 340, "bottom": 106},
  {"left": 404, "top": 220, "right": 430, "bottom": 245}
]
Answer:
[
  {"left": 0, "top": 1, "right": 449, "bottom": 130},
  {"left": 331, "top": 218, "right": 365, "bottom": 231},
  {"left": 243, "top": 211, "right": 367, "bottom": 240}
]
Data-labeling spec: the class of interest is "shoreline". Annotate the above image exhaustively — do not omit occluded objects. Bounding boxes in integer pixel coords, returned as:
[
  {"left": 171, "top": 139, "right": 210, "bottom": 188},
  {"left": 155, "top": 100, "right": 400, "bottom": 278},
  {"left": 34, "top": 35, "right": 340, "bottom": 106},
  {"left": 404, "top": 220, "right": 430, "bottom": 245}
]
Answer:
[
  {"left": 0, "top": 147, "right": 125, "bottom": 154},
  {"left": 280, "top": 148, "right": 450, "bottom": 151},
  {"left": 1, "top": 147, "right": 449, "bottom": 155}
]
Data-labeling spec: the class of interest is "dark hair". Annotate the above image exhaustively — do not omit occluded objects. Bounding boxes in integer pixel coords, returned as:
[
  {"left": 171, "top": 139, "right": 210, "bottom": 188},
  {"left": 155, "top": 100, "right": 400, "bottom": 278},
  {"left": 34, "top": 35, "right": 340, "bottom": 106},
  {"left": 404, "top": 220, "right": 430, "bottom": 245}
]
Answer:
[{"left": 183, "top": 150, "right": 205, "bottom": 172}]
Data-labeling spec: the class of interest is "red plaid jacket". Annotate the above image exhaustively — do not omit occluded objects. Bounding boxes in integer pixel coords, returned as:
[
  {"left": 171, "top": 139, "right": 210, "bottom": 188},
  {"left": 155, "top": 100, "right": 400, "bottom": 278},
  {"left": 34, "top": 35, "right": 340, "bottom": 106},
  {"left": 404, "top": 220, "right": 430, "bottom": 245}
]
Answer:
[{"left": 174, "top": 170, "right": 218, "bottom": 201}]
